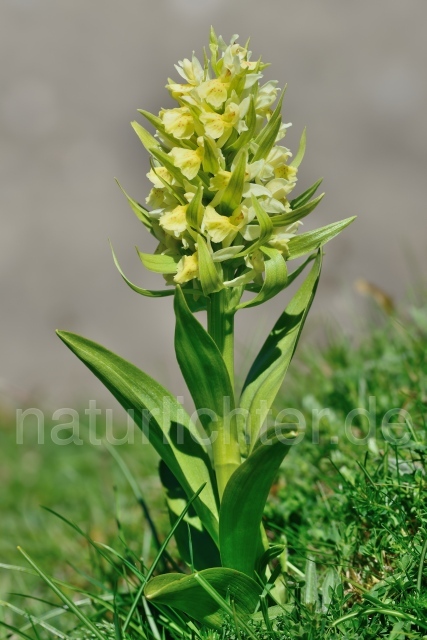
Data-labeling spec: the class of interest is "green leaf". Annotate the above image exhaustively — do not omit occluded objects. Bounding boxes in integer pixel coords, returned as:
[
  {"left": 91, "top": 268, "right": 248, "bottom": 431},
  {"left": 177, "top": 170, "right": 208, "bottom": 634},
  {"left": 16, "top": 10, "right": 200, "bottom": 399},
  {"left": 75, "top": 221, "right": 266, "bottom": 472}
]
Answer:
[
  {"left": 137, "top": 250, "right": 180, "bottom": 274},
  {"left": 115, "top": 180, "right": 153, "bottom": 231},
  {"left": 145, "top": 568, "right": 261, "bottom": 629},
  {"left": 226, "top": 97, "right": 257, "bottom": 157},
  {"left": 159, "top": 461, "right": 221, "bottom": 570},
  {"left": 186, "top": 185, "right": 204, "bottom": 231},
  {"left": 174, "top": 287, "right": 240, "bottom": 496},
  {"left": 218, "top": 150, "right": 248, "bottom": 216},
  {"left": 287, "top": 217, "right": 356, "bottom": 260},
  {"left": 290, "top": 127, "right": 306, "bottom": 168},
  {"left": 239, "top": 251, "right": 322, "bottom": 447},
  {"left": 197, "top": 234, "right": 223, "bottom": 295},
  {"left": 219, "top": 429, "right": 297, "bottom": 576},
  {"left": 174, "top": 286, "right": 234, "bottom": 427},
  {"left": 290, "top": 178, "right": 323, "bottom": 210},
  {"left": 56, "top": 331, "right": 219, "bottom": 543},
  {"left": 202, "top": 136, "right": 221, "bottom": 174},
  {"left": 251, "top": 89, "right": 285, "bottom": 163},
  {"left": 131, "top": 121, "right": 159, "bottom": 153},
  {"left": 233, "top": 196, "right": 274, "bottom": 259},
  {"left": 237, "top": 247, "right": 287, "bottom": 310},
  {"left": 271, "top": 193, "right": 325, "bottom": 227},
  {"left": 303, "top": 556, "right": 318, "bottom": 606},
  {"left": 322, "top": 568, "right": 341, "bottom": 608},
  {"left": 110, "top": 243, "right": 174, "bottom": 298}
]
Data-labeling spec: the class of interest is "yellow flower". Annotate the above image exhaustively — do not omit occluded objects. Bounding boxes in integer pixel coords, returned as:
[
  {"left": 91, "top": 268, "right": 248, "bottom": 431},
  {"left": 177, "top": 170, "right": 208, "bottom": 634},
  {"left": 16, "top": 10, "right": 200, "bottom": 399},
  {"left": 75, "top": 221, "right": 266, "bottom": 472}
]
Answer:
[
  {"left": 147, "top": 166, "right": 174, "bottom": 188},
  {"left": 197, "top": 79, "right": 229, "bottom": 109},
  {"left": 159, "top": 204, "right": 188, "bottom": 237},
  {"left": 161, "top": 107, "right": 195, "bottom": 140},
  {"left": 274, "top": 163, "right": 298, "bottom": 182},
  {"left": 209, "top": 170, "right": 231, "bottom": 192},
  {"left": 203, "top": 205, "right": 247, "bottom": 245},
  {"left": 175, "top": 55, "right": 204, "bottom": 86},
  {"left": 268, "top": 222, "right": 301, "bottom": 256},
  {"left": 146, "top": 187, "right": 166, "bottom": 208},
  {"left": 174, "top": 252, "right": 199, "bottom": 284},
  {"left": 200, "top": 103, "right": 240, "bottom": 140},
  {"left": 169, "top": 147, "right": 204, "bottom": 180}
]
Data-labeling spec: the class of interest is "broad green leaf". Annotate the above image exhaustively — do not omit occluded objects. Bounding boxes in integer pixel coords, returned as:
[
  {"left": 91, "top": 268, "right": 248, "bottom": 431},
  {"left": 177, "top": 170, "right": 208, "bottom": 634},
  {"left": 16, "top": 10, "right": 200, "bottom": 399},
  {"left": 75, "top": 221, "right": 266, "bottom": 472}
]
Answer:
[
  {"left": 287, "top": 217, "right": 356, "bottom": 260},
  {"left": 131, "top": 121, "right": 158, "bottom": 153},
  {"left": 186, "top": 185, "right": 204, "bottom": 231},
  {"left": 159, "top": 460, "right": 220, "bottom": 570},
  {"left": 237, "top": 247, "right": 287, "bottom": 310},
  {"left": 218, "top": 150, "right": 248, "bottom": 216},
  {"left": 271, "top": 193, "right": 325, "bottom": 227},
  {"left": 145, "top": 568, "right": 261, "bottom": 629},
  {"left": 137, "top": 250, "right": 180, "bottom": 274},
  {"left": 174, "top": 286, "right": 240, "bottom": 496},
  {"left": 174, "top": 286, "right": 235, "bottom": 428},
  {"left": 56, "top": 331, "right": 219, "bottom": 543},
  {"left": 197, "top": 234, "right": 223, "bottom": 295},
  {"left": 240, "top": 251, "right": 322, "bottom": 447},
  {"left": 115, "top": 180, "right": 153, "bottom": 231},
  {"left": 290, "top": 178, "right": 323, "bottom": 210},
  {"left": 290, "top": 127, "right": 306, "bottom": 168},
  {"left": 219, "top": 429, "right": 297, "bottom": 576},
  {"left": 111, "top": 243, "right": 174, "bottom": 298}
]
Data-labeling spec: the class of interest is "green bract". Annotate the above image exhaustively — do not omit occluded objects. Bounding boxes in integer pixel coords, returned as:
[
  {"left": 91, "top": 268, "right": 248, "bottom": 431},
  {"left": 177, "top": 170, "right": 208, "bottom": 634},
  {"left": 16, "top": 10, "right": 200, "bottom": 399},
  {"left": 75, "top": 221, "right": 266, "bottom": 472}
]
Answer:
[{"left": 58, "top": 28, "right": 355, "bottom": 631}]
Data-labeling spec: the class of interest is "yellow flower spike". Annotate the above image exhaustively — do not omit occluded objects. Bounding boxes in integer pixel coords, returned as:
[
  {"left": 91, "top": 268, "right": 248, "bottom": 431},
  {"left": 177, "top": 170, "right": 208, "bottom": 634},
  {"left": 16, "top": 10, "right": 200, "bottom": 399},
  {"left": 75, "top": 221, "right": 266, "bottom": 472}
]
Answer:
[
  {"left": 169, "top": 147, "right": 204, "bottom": 180},
  {"left": 174, "top": 252, "right": 199, "bottom": 284},
  {"left": 159, "top": 204, "right": 189, "bottom": 237},
  {"left": 197, "top": 78, "right": 229, "bottom": 109},
  {"left": 161, "top": 107, "right": 195, "bottom": 140}
]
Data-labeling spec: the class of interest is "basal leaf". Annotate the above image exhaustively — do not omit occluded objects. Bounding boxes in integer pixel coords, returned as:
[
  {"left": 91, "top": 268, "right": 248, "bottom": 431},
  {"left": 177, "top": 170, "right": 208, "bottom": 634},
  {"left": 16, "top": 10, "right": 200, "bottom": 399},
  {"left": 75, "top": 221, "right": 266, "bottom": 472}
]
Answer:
[
  {"left": 56, "top": 331, "right": 219, "bottom": 543},
  {"left": 219, "top": 429, "right": 297, "bottom": 576},
  {"left": 287, "top": 217, "right": 356, "bottom": 260},
  {"left": 239, "top": 251, "right": 322, "bottom": 447},
  {"left": 145, "top": 568, "right": 261, "bottom": 629}
]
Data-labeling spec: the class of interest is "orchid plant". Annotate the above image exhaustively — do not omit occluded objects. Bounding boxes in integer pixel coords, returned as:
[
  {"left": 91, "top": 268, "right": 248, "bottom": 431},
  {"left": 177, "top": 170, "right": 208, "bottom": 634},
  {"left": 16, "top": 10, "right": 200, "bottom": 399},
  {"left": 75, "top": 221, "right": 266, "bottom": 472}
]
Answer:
[{"left": 57, "top": 29, "right": 354, "bottom": 630}]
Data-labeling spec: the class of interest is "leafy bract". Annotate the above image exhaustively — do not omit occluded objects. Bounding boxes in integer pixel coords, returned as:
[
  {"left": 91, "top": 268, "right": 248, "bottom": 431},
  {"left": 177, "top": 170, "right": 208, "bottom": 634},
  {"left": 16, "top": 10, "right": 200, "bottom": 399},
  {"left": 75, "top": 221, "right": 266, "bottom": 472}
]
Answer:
[
  {"left": 145, "top": 568, "right": 261, "bottom": 629},
  {"left": 287, "top": 217, "right": 356, "bottom": 260},
  {"left": 239, "top": 251, "right": 322, "bottom": 447},
  {"left": 220, "top": 429, "right": 297, "bottom": 576},
  {"left": 237, "top": 247, "right": 287, "bottom": 310},
  {"left": 56, "top": 331, "right": 219, "bottom": 543},
  {"left": 197, "top": 234, "right": 223, "bottom": 295}
]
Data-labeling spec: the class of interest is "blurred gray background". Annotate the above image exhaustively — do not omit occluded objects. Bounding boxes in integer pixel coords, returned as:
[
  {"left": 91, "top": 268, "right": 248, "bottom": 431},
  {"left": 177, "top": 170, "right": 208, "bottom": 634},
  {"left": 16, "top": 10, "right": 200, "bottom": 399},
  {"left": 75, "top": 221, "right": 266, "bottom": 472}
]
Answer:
[{"left": 1, "top": 0, "right": 426, "bottom": 407}]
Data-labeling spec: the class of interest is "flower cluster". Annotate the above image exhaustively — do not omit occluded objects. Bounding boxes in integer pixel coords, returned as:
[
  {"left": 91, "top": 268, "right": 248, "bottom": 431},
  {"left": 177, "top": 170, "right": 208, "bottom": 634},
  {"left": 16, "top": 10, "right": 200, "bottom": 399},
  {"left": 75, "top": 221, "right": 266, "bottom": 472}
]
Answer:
[{"left": 127, "top": 29, "right": 318, "bottom": 297}]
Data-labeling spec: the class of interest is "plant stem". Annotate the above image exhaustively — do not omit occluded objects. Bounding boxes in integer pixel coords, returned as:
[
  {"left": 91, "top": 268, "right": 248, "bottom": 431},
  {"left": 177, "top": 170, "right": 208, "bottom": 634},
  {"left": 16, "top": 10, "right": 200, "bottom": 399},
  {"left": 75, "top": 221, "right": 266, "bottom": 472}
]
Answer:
[
  {"left": 207, "top": 289, "right": 235, "bottom": 387},
  {"left": 207, "top": 288, "right": 241, "bottom": 499}
]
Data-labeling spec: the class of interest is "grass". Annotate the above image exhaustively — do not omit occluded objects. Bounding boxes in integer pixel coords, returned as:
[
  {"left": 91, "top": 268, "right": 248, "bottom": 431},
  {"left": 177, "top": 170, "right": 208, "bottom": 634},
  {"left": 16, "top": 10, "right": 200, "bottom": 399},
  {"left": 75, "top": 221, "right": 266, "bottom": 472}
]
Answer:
[{"left": 1, "top": 294, "right": 427, "bottom": 638}]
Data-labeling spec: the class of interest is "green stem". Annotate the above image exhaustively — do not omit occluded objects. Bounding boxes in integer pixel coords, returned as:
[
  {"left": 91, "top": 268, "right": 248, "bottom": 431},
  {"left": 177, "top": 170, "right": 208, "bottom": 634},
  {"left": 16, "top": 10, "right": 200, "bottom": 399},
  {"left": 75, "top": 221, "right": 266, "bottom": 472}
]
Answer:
[{"left": 207, "top": 288, "right": 241, "bottom": 499}]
